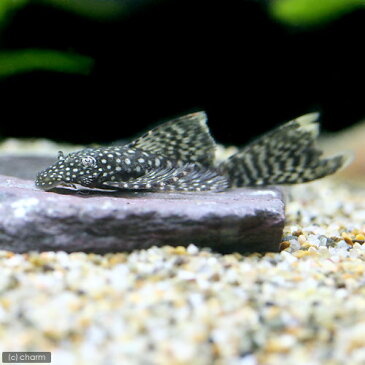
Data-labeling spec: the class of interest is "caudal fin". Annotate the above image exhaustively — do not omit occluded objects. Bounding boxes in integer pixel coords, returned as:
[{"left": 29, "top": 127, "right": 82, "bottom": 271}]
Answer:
[{"left": 219, "top": 113, "right": 353, "bottom": 187}]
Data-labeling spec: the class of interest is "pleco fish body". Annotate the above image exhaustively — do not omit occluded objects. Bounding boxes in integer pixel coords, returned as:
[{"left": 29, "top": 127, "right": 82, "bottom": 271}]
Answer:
[
  {"left": 35, "top": 112, "right": 229, "bottom": 192},
  {"left": 35, "top": 112, "right": 352, "bottom": 192}
]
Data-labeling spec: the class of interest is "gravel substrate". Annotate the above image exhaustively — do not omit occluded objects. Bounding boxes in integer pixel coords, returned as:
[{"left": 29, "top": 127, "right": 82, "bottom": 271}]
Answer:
[{"left": 1, "top": 178, "right": 365, "bottom": 364}]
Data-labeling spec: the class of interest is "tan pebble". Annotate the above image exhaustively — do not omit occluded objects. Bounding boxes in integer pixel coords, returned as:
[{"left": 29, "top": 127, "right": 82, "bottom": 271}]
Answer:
[
  {"left": 108, "top": 254, "right": 127, "bottom": 266},
  {"left": 265, "top": 306, "right": 281, "bottom": 319},
  {"left": 298, "top": 235, "right": 307, "bottom": 245},
  {"left": 175, "top": 246, "right": 187, "bottom": 255},
  {"left": 212, "top": 343, "right": 220, "bottom": 356},
  {"left": 293, "top": 250, "right": 311, "bottom": 258},
  {"left": 308, "top": 246, "right": 318, "bottom": 254},
  {"left": 78, "top": 317, "right": 91, "bottom": 327},
  {"left": 233, "top": 252, "right": 243, "bottom": 260},
  {"left": 44, "top": 330, "right": 63, "bottom": 341},
  {"left": 342, "top": 261, "right": 364, "bottom": 275},
  {"left": 279, "top": 241, "right": 290, "bottom": 251},
  {"left": 0, "top": 298, "right": 10, "bottom": 309},
  {"left": 330, "top": 236, "right": 342, "bottom": 242},
  {"left": 28, "top": 256, "right": 47, "bottom": 266},
  {"left": 265, "top": 337, "right": 294, "bottom": 353},
  {"left": 301, "top": 242, "right": 312, "bottom": 250},
  {"left": 291, "top": 275, "right": 304, "bottom": 282},
  {"left": 341, "top": 232, "right": 354, "bottom": 245},
  {"left": 296, "top": 247, "right": 318, "bottom": 257}
]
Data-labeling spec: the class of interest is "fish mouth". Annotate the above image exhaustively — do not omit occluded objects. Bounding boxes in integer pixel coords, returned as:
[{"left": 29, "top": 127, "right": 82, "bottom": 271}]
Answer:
[
  {"left": 35, "top": 176, "right": 62, "bottom": 190},
  {"left": 35, "top": 172, "right": 79, "bottom": 190},
  {"left": 35, "top": 168, "right": 63, "bottom": 190}
]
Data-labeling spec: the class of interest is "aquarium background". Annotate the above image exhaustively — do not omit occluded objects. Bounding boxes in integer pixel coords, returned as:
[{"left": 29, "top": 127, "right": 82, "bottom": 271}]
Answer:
[{"left": 0, "top": 0, "right": 364, "bottom": 146}]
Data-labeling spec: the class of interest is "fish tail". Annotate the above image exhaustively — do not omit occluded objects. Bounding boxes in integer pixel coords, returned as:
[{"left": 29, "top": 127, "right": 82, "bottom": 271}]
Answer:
[{"left": 219, "top": 113, "right": 353, "bottom": 187}]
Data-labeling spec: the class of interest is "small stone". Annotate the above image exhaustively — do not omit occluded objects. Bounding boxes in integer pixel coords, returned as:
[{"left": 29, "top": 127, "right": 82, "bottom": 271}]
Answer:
[
  {"left": 288, "top": 238, "right": 301, "bottom": 252},
  {"left": 341, "top": 232, "right": 354, "bottom": 245},
  {"left": 265, "top": 335, "right": 296, "bottom": 353},
  {"left": 187, "top": 244, "right": 199, "bottom": 255},
  {"left": 292, "top": 230, "right": 303, "bottom": 237},
  {"left": 298, "top": 235, "right": 307, "bottom": 245},
  {"left": 280, "top": 250, "right": 298, "bottom": 264},
  {"left": 279, "top": 241, "right": 290, "bottom": 251},
  {"left": 293, "top": 250, "right": 310, "bottom": 258},
  {"left": 175, "top": 246, "right": 187, "bottom": 255},
  {"left": 337, "top": 240, "right": 350, "bottom": 250},
  {"left": 355, "top": 233, "right": 365, "bottom": 241}
]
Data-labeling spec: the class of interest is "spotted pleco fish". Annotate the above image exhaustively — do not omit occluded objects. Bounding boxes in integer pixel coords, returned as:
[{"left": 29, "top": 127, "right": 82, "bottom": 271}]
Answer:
[
  {"left": 36, "top": 112, "right": 228, "bottom": 192},
  {"left": 35, "top": 112, "right": 352, "bottom": 192}
]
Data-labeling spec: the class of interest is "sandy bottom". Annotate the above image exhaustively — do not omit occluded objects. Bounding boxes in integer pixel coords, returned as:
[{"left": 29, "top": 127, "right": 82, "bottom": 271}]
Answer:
[{"left": 0, "top": 178, "right": 365, "bottom": 364}]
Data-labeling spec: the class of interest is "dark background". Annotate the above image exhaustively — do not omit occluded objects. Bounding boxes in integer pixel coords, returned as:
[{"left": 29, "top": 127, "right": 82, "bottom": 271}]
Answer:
[{"left": 0, "top": 0, "right": 364, "bottom": 146}]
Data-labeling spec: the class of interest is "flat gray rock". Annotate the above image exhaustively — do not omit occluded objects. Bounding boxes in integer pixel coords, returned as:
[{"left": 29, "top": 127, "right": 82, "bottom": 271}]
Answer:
[
  {"left": 0, "top": 174, "right": 285, "bottom": 253},
  {"left": 0, "top": 154, "right": 55, "bottom": 180}
]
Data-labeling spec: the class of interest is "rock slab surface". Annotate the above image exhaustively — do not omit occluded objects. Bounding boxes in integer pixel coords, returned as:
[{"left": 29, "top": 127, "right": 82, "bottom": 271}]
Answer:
[
  {"left": 0, "top": 154, "right": 55, "bottom": 180},
  {"left": 0, "top": 175, "right": 285, "bottom": 253}
]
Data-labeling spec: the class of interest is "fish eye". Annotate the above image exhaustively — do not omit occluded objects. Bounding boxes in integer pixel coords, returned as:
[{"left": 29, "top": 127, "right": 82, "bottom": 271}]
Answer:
[
  {"left": 81, "top": 156, "right": 97, "bottom": 167},
  {"left": 58, "top": 151, "right": 65, "bottom": 161}
]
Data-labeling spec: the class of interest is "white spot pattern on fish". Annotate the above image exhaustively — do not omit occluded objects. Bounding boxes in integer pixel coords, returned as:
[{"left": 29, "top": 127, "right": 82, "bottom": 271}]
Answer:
[{"left": 35, "top": 111, "right": 352, "bottom": 192}]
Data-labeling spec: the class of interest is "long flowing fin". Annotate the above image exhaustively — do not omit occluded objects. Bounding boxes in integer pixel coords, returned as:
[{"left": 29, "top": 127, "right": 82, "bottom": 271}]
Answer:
[{"left": 219, "top": 113, "right": 353, "bottom": 186}]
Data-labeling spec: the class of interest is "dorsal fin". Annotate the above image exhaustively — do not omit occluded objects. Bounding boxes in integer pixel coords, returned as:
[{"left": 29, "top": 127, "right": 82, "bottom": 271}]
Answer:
[{"left": 127, "top": 111, "right": 216, "bottom": 167}]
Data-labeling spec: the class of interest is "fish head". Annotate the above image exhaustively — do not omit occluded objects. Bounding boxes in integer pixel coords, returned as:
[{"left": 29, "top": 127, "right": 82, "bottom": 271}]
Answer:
[{"left": 35, "top": 149, "right": 103, "bottom": 190}]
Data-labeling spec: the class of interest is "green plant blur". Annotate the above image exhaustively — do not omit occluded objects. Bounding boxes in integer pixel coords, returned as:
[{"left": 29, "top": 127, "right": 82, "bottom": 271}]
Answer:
[
  {"left": 0, "top": 49, "right": 94, "bottom": 78},
  {"left": 0, "top": 0, "right": 160, "bottom": 79},
  {"left": 270, "top": 0, "right": 364, "bottom": 27},
  {"left": 1, "top": 0, "right": 364, "bottom": 80}
]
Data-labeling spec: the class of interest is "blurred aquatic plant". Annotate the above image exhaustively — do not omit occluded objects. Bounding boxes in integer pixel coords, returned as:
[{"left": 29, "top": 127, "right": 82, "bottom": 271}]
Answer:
[
  {"left": 0, "top": 0, "right": 160, "bottom": 79},
  {"left": 0, "top": 49, "right": 94, "bottom": 78},
  {"left": 36, "top": 0, "right": 157, "bottom": 20},
  {"left": 269, "top": 0, "right": 365, "bottom": 27},
  {"left": 0, "top": 0, "right": 28, "bottom": 29},
  {"left": 38, "top": 0, "right": 123, "bottom": 20}
]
